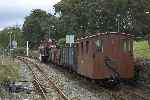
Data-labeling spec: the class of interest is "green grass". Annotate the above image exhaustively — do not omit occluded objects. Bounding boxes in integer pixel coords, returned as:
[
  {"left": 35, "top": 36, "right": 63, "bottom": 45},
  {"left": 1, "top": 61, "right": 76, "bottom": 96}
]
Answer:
[
  {"left": 134, "top": 40, "right": 150, "bottom": 59},
  {"left": 0, "top": 57, "right": 20, "bottom": 82}
]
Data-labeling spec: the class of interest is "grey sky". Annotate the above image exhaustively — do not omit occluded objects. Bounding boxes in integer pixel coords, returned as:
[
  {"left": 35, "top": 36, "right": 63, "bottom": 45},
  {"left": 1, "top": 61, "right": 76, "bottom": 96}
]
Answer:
[{"left": 0, "top": 0, "right": 60, "bottom": 30}]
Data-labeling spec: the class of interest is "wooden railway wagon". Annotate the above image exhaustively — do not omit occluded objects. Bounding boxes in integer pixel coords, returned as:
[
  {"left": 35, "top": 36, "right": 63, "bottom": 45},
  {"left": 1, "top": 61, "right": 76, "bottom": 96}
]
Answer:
[{"left": 76, "top": 32, "right": 134, "bottom": 80}]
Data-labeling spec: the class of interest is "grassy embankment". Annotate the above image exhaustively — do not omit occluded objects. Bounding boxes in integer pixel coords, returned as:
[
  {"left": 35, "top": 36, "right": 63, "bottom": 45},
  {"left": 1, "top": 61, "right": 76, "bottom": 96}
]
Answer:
[
  {"left": 134, "top": 40, "right": 150, "bottom": 59},
  {"left": 134, "top": 41, "right": 150, "bottom": 83},
  {"left": 0, "top": 57, "right": 20, "bottom": 82},
  {"left": 0, "top": 57, "right": 20, "bottom": 96}
]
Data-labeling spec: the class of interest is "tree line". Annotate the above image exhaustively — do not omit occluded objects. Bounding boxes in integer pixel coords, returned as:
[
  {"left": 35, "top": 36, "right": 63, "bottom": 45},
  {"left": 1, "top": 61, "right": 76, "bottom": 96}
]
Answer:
[
  {"left": 0, "top": 26, "right": 23, "bottom": 48},
  {"left": 23, "top": 0, "right": 150, "bottom": 47},
  {"left": 0, "top": 0, "right": 150, "bottom": 48},
  {"left": 54, "top": 0, "right": 150, "bottom": 36}
]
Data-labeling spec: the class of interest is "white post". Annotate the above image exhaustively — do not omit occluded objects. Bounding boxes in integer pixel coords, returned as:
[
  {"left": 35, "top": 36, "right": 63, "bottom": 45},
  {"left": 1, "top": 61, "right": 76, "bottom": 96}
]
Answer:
[
  {"left": 70, "top": 43, "right": 72, "bottom": 47},
  {"left": 27, "top": 41, "right": 29, "bottom": 56},
  {"left": 10, "top": 33, "right": 12, "bottom": 49},
  {"left": 10, "top": 33, "right": 12, "bottom": 57}
]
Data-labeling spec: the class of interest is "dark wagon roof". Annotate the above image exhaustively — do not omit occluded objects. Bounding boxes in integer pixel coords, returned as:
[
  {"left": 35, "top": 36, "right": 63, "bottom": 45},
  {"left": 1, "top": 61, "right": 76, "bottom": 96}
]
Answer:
[{"left": 77, "top": 32, "right": 133, "bottom": 41}]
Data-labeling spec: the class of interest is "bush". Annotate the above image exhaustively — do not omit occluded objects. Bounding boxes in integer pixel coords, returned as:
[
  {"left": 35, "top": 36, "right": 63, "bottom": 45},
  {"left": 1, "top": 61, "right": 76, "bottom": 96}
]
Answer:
[
  {"left": 135, "top": 59, "right": 150, "bottom": 84},
  {"left": 13, "top": 47, "right": 26, "bottom": 56},
  {"left": 57, "top": 38, "right": 66, "bottom": 48}
]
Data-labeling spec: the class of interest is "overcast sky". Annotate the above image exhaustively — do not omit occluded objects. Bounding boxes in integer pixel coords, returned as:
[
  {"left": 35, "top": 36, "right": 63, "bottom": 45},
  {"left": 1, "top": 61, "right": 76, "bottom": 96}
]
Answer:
[{"left": 0, "top": 0, "right": 61, "bottom": 30}]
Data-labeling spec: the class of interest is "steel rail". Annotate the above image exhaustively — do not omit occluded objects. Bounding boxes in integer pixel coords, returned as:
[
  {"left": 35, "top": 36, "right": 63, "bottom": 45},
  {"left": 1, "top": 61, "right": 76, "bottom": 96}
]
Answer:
[
  {"left": 18, "top": 58, "right": 48, "bottom": 100},
  {"left": 18, "top": 56, "right": 71, "bottom": 100}
]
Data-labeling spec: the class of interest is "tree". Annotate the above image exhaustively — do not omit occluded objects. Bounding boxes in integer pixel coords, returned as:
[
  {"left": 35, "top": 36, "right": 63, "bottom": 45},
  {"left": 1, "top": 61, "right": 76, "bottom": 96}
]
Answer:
[
  {"left": 54, "top": 0, "right": 150, "bottom": 37},
  {"left": 21, "top": 1, "right": 150, "bottom": 48},
  {"left": 0, "top": 29, "right": 9, "bottom": 48},
  {"left": 23, "top": 9, "right": 49, "bottom": 47},
  {"left": 0, "top": 27, "right": 23, "bottom": 48},
  {"left": 22, "top": 9, "right": 65, "bottom": 47}
]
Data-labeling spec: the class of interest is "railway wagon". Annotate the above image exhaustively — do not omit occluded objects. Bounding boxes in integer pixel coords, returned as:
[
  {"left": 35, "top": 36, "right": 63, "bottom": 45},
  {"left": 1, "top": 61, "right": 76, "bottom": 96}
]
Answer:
[
  {"left": 53, "top": 47, "right": 77, "bottom": 71},
  {"left": 60, "top": 47, "right": 77, "bottom": 71},
  {"left": 76, "top": 32, "right": 134, "bottom": 81}
]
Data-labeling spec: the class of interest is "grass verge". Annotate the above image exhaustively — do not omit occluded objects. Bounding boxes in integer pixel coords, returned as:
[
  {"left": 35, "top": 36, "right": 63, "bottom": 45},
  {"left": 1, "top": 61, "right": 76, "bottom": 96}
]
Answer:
[
  {"left": 134, "top": 40, "right": 150, "bottom": 59},
  {"left": 0, "top": 57, "right": 20, "bottom": 82}
]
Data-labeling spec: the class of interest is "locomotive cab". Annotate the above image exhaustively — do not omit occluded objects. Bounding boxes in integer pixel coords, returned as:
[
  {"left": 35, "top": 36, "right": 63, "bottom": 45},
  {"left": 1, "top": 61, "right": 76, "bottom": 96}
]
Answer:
[
  {"left": 39, "top": 41, "right": 49, "bottom": 62},
  {"left": 39, "top": 39, "right": 57, "bottom": 63}
]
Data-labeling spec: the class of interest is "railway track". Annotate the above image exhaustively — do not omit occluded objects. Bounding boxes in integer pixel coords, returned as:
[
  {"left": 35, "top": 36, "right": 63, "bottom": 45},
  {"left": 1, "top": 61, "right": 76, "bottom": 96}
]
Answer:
[
  {"left": 17, "top": 56, "right": 71, "bottom": 100},
  {"left": 19, "top": 58, "right": 48, "bottom": 100},
  {"left": 17, "top": 56, "right": 150, "bottom": 100},
  {"left": 118, "top": 85, "right": 150, "bottom": 100}
]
